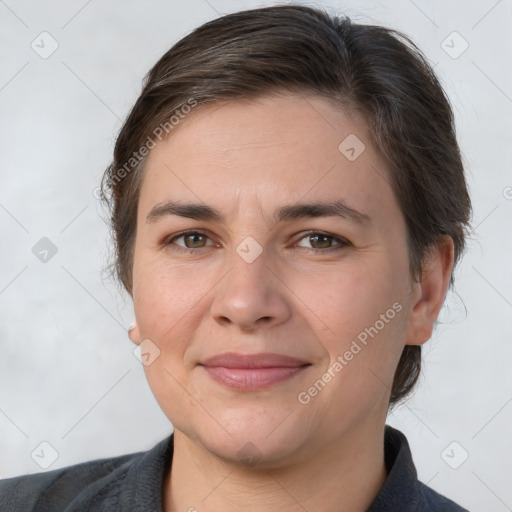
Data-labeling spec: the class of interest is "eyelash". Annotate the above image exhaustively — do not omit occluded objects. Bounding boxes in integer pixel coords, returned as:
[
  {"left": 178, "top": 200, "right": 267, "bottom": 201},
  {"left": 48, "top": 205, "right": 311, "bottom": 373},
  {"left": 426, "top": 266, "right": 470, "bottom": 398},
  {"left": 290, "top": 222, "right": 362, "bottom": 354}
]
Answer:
[{"left": 165, "top": 229, "right": 351, "bottom": 254}]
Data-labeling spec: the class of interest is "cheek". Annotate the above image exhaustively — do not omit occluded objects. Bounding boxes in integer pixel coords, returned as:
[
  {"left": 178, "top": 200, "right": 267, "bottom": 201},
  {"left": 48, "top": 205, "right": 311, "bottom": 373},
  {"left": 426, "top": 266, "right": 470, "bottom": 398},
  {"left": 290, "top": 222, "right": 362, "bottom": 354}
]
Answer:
[
  {"left": 313, "top": 261, "right": 407, "bottom": 385},
  {"left": 132, "top": 258, "right": 209, "bottom": 424},
  {"left": 133, "top": 256, "right": 206, "bottom": 330},
  {"left": 132, "top": 260, "right": 197, "bottom": 379},
  {"left": 312, "top": 261, "right": 400, "bottom": 337}
]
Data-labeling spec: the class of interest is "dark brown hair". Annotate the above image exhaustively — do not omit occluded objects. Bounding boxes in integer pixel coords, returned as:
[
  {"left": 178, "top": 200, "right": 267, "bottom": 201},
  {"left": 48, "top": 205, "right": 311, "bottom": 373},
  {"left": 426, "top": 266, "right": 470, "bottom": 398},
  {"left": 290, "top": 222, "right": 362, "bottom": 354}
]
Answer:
[{"left": 100, "top": 4, "right": 471, "bottom": 408}]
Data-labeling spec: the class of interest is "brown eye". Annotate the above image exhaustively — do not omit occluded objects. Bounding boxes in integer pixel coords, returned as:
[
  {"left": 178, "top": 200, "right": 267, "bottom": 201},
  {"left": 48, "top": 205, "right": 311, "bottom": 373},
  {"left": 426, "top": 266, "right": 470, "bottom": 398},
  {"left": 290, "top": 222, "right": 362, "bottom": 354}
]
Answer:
[
  {"left": 309, "top": 233, "right": 332, "bottom": 249},
  {"left": 182, "top": 233, "right": 208, "bottom": 248},
  {"left": 295, "top": 232, "right": 350, "bottom": 253},
  {"left": 167, "top": 230, "right": 213, "bottom": 251}
]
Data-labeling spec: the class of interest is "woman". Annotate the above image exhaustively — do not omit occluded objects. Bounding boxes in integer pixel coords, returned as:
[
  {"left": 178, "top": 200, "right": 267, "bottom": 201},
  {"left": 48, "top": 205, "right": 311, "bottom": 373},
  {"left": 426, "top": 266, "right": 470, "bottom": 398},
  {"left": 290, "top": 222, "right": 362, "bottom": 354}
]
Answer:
[{"left": 0, "top": 4, "right": 471, "bottom": 511}]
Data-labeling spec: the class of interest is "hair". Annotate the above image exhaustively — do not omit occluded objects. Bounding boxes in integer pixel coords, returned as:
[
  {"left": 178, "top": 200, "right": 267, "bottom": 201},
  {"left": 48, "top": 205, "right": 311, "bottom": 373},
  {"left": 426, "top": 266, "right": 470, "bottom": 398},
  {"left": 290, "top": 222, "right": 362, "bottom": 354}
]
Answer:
[{"left": 100, "top": 4, "right": 472, "bottom": 408}]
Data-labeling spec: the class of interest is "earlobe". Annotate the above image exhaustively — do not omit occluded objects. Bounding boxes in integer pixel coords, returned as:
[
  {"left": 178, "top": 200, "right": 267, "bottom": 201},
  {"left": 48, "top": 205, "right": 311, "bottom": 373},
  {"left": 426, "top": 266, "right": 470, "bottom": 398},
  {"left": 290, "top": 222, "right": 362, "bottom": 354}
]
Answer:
[
  {"left": 405, "top": 236, "right": 455, "bottom": 346},
  {"left": 128, "top": 322, "right": 141, "bottom": 345}
]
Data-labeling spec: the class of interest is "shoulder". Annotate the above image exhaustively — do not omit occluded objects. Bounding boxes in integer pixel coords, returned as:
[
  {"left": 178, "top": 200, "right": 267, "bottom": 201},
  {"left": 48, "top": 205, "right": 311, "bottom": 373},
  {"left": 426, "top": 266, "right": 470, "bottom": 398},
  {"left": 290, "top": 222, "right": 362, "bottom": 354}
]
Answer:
[
  {"left": 0, "top": 438, "right": 169, "bottom": 512},
  {"left": 417, "top": 481, "right": 470, "bottom": 511},
  {"left": 367, "top": 425, "right": 469, "bottom": 511}
]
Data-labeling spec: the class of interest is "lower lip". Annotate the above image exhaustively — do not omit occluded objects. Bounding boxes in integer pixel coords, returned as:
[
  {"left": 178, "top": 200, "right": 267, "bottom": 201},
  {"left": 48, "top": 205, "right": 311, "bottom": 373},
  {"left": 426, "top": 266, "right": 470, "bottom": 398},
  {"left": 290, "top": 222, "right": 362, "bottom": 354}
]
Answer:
[{"left": 202, "top": 366, "right": 308, "bottom": 391}]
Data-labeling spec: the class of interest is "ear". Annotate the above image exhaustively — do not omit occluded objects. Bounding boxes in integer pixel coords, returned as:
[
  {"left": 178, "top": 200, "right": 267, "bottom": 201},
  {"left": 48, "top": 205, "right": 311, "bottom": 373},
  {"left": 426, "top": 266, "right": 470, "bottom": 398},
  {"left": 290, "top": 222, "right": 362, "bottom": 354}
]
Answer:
[
  {"left": 128, "top": 322, "right": 142, "bottom": 346},
  {"left": 405, "top": 236, "right": 455, "bottom": 346}
]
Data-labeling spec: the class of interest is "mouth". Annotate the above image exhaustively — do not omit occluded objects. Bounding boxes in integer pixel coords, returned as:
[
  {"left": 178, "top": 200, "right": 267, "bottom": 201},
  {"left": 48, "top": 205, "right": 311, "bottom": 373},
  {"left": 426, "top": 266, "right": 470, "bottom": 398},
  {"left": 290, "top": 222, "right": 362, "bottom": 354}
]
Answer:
[{"left": 199, "top": 352, "right": 311, "bottom": 391}]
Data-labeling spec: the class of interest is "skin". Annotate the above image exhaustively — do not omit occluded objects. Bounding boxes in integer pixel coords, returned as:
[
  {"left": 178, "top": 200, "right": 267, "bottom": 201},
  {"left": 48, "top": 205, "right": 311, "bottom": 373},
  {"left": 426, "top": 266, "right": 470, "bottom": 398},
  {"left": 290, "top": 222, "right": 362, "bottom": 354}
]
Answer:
[{"left": 128, "top": 92, "right": 454, "bottom": 512}]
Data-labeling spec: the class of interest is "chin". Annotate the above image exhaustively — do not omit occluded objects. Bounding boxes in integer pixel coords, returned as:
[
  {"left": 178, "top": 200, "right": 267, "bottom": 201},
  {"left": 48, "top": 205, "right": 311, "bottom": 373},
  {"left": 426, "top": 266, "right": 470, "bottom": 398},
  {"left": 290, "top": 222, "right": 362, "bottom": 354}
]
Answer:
[
  {"left": 182, "top": 407, "right": 317, "bottom": 469},
  {"left": 204, "top": 430, "right": 307, "bottom": 469}
]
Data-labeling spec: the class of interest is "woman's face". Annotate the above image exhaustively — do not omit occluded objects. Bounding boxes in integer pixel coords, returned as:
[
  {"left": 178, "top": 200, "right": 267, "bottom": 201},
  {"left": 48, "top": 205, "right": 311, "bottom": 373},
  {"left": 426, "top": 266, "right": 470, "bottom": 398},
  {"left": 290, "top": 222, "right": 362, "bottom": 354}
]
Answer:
[{"left": 130, "top": 93, "right": 428, "bottom": 466}]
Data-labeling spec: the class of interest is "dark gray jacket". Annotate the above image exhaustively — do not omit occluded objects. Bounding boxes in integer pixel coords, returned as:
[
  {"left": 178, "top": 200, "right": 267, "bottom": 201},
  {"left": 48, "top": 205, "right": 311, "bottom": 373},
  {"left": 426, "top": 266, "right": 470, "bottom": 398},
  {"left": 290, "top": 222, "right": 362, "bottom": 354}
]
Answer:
[{"left": 0, "top": 425, "right": 469, "bottom": 511}]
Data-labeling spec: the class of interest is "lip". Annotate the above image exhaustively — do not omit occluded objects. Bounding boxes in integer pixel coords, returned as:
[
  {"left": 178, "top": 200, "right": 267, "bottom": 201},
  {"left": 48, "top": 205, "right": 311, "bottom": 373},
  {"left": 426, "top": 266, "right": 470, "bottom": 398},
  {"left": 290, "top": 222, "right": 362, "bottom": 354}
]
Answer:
[
  {"left": 199, "top": 352, "right": 311, "bottom": 391},
  {"left": 201, "top": 352, "right": 309, "bottom": 368}
]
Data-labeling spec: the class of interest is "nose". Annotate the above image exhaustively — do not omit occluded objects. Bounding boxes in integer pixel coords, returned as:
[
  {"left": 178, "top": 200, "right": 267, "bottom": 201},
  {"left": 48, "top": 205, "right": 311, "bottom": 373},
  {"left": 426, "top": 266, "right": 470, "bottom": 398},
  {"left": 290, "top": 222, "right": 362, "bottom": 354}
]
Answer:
[{"left": 210, "top": 246, "right": 291, "bottom": 332}]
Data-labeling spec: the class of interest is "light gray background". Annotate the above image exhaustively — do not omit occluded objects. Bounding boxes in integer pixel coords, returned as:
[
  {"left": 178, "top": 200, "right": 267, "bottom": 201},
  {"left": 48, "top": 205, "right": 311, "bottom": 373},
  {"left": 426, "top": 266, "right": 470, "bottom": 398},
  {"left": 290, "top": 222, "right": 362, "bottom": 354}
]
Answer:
[{"left": 1, "top": 1, "right": 511, "bottom": 510}]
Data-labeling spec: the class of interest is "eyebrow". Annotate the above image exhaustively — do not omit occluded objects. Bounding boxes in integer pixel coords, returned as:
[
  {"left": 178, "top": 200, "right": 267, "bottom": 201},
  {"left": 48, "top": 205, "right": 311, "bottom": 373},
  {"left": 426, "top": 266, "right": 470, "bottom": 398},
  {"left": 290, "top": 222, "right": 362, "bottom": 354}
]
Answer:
[{"left": 146, "top": 199, "right": 371, "bottom": 226}]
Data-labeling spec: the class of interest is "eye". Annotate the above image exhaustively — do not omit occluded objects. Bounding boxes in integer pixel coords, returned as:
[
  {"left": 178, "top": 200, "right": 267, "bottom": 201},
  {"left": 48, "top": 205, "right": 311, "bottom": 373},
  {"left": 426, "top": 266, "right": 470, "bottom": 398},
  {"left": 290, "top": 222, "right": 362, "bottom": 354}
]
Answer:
[
  {"left": 294, "top": 231, "right": 350, "bottom": 253},
  {"left": 166, "top": 230, "right": 215, "bottom": 252},
  {"left": 165, "top": 230, "right": 350, "bottom": 254}
]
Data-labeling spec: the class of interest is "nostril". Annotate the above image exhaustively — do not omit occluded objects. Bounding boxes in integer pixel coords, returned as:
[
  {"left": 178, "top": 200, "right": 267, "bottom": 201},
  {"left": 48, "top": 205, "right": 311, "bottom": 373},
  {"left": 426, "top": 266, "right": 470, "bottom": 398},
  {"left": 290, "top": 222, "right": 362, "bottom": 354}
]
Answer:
[{"left": 259, "top": 316, "right": 272, "bottom": 323}]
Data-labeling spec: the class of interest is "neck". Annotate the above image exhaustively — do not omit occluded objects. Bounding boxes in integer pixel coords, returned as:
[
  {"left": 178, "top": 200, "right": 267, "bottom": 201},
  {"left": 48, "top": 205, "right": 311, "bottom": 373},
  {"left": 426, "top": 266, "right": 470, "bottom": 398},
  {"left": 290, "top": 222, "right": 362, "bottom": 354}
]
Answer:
[{"left": 164, "top": 421, "right": 388, "bottom": 512}]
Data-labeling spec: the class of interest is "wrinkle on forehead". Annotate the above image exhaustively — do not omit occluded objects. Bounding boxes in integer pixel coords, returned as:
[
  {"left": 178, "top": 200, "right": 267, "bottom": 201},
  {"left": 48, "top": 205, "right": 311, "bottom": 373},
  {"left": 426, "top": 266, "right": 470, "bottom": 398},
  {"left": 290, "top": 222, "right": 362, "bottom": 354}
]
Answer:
[{"left": 220, "top": 141, "right": 290, "bottom": 152}]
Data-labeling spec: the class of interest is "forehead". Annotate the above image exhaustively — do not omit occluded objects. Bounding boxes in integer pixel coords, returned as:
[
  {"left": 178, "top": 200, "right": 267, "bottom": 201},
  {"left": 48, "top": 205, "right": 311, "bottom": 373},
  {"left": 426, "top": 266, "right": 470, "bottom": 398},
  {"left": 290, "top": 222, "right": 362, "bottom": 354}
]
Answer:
[{"left": 138, "top": 93, "right": 398, "bottom": 227}]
